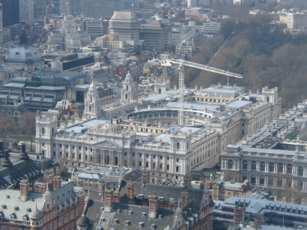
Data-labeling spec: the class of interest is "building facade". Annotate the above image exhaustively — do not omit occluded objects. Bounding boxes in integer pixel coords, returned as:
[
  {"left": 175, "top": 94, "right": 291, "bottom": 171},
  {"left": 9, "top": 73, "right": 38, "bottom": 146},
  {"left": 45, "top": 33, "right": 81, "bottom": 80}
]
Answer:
[
  {"left": 0, "top": 177, "right": 84, "bottom": 229},
  {"left": 221, "top": 100, "right": 307, "bottom": 203}
]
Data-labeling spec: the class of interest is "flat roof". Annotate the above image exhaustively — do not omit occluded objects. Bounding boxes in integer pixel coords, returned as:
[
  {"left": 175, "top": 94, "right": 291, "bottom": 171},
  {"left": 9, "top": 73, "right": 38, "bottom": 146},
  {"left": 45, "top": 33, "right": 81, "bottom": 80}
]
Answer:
[{"left": 64, "top": 119, "right": 110, "bottom": 134}]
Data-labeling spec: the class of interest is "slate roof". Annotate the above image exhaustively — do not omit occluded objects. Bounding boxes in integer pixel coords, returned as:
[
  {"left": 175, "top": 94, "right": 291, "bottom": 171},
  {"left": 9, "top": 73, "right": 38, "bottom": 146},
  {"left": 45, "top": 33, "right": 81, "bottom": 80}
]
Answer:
[{"left": 0, "top": 143, "right": 41, "bottom": 189}]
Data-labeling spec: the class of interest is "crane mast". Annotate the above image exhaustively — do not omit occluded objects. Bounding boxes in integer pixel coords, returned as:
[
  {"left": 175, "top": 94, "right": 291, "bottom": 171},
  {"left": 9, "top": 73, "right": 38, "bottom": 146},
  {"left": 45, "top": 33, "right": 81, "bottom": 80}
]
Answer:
[{"left": 160, "top": 57, "right": 243, "bottom": 126}]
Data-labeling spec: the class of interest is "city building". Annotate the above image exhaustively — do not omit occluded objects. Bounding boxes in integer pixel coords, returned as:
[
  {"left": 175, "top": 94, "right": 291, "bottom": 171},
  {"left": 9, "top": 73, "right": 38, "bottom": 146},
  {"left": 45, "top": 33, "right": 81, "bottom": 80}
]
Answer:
[
  {"left": 0, "top": 71, "right": 86, "bottom": 114},
  {"left": 83, "top": 17, "right": 104, "bottom": 40},
  {"left": 278, "top": 10, "right": 307, "bottom": 34},
  {"left": 140, "top": 20, "right": 164, "bottom": 51},
  {"left": 221, "top": 99, "right": 307, "bottom": 203},
  {"left": 0, "top": 177, "right": 85, "bottom": 229},
  {"left": 1, "top": 0, "right": 19, "bottom": 26},
  {"left": 214, "top": 193, "right": 307, "bottom": 230},
  {"left": 19, "top": 0, "right": 34, "bottom": 26},
  {"left": 71, "top": 165, "right": 132, "bottom": 194},
  {"left": 35, "top": 72, "right": 281, "bottom": 187},
  {"left": 93, "top": 178, "right": 214, "bottom": 230},
  {"left": 109, "top": 11, "right": 140, "bottom": 47},
  {"left": 0, "top": 142, "right": 41, "bottom": 189}
]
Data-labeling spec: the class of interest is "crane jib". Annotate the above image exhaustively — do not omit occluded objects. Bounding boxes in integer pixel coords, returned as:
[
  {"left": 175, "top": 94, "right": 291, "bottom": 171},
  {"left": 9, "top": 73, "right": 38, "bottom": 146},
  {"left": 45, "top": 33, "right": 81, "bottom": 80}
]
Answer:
[{"left": 164, "top": 58, "right": 243, "bottom": 79}]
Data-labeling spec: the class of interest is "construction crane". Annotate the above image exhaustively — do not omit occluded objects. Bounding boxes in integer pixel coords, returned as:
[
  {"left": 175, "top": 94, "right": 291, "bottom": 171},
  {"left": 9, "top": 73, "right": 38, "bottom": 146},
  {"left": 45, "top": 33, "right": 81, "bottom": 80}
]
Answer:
[{"left": 159, "top": 57, "right": 243, "bottom": 126}]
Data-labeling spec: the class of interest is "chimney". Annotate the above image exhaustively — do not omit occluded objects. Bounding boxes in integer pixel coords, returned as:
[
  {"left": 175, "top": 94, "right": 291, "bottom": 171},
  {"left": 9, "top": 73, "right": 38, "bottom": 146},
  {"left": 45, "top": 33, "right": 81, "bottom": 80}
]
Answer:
[
  {"left": 234, "top": 201, "right": 245, "bottom": 224},
  {"left": 127, "top": 182, "right": 135, "bottom": 200},
  {"left": 104, "top": 189, "right": 113, "bottom": 212},
  {"left": 113, "top": 190, "right": 120, "bottom": 203},
  {"left": 148, "top": 194, "right": 158, "bottom": 219},
  {"left": 180, "top": 192, "right": 189, "bottom": 209},
  {"left": 20, "top": 179, "right": 30, "bottom": 202},
  {"left": 52, "top": 176, "right": 61, "bottom": 190},
  {"left": 19, "top": 142, "right": 29, "bottom": 161}
]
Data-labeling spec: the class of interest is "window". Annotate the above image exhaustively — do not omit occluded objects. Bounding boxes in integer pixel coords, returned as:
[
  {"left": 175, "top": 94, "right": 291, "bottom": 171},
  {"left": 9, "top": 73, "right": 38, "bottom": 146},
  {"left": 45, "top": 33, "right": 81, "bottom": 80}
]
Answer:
[
  {"left": 105, "top": 156, "right": 109, "bottom": 164},
  {"left": 251, "top": 177, "right": 256, "bottom": 185},
  {"left": 177, "top": 142, "right": 180, "bottom": 150},
  {"left": 242, "top": 160, "right": 248, "bottom": 170},
  {"left": 277, "top": 178, "right": 283, "bottom": 187},
  {"left": 227, "top": 160, "right": 233, "bottom": 169},
  {"left": 297, "top": 181, "right": 303, "bottom": 191},
  {"left": 260, "top": 162, "right": 265, "bottom": 171},
  {"left": 287, "top": 164, "right": 292, "bottom": 174},
  {"left": 277, "top": 163, "right": 283, "bottom": 173},
  {"left": 259, "top": 177, "right": 265, "bottom": 186},
  {"left": 269, "top": 163, "right": 274, "bottom": 172},
  {"left": 268, "top": 177, "right": 273, "bottom": 186},
  {"left": 176, "top": 166, "right": 180, "bottom": 173},
  {"left": 251, "top": 161, "right": 256, "bottom": 170},
  {"left": 166, "top": 164, "right": 170, "bottom": 171},
  {"left": 298, "top": 166, "right": 304, "bottom": 177}
]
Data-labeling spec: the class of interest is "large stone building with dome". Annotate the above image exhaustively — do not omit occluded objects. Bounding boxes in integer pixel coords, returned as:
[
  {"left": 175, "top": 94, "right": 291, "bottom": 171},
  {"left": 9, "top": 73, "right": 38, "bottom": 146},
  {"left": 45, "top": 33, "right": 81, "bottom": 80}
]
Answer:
[{"left": 35, "top": 70, "right": 281, "bottom": 187}]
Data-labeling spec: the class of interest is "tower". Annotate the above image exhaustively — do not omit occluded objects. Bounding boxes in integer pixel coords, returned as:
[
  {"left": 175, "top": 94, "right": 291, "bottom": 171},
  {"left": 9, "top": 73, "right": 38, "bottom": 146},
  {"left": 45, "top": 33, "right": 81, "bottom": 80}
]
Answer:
[
  {"left": 35, "top": 110, "right": 59, "bottom": 159},
  {"left": 120, "top": 71, "right": 137, "bottom": 105},
  {"left": 19, "top": 0, "right": 34, "bottom": 26},
  {"left": 83, "top": 77, "right": 101, "bottom": 120},
  {"left": 154, "top": 67, "right": 170, "bottom": 94},
  {"left": 109, "top": 10, "right": 139, "bottom": 46}
]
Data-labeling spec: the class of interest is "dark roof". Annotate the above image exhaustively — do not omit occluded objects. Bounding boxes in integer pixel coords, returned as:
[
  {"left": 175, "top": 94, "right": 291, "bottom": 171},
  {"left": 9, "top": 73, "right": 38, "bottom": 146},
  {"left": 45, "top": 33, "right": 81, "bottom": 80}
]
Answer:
[
  {"left": 121, "top": 182, "right": 204, "bottom": 212},
  {"left": 108, "top": 203, "right": 175, "bottom": 230},
  {"left": 0, "top": 144, "right": 41, "bottom": 188}
]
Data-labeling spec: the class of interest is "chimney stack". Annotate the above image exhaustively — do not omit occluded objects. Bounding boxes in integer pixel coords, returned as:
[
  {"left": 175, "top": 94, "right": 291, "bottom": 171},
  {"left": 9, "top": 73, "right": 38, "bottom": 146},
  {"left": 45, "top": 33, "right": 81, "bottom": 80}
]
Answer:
[
  {"left": 180, "top": 192, "right": 189, "bottom": 209},
  {"left": 19, "top": 142, "right": 29, "bottom": 161},
  {"left": 234, "top": 201, "right": 245, "bottom": 224},
  {"left": 52, "top": 176, "right": 61, "bottom": 190},
  {"left": 127, "top": 182, "right": 135, "bottom": 200},
  {"left": 148, "top": 194, "right": 158, "bottom": 219},
  {"left": 104, "top": 189, "right": 113, "bottom": 212},
  {"left": 20, "top": 179, "right": 30, "bottom": 202}
]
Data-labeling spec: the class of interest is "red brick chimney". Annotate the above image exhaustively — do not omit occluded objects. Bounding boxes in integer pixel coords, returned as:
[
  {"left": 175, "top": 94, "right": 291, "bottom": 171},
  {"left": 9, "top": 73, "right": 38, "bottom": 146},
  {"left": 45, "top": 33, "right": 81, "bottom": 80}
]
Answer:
[
  {"left": 52, "top": 176, "right": 61, "bottom": 190},
  {"left": 234, "top": 201, "right": 245, "bottom": 224}
]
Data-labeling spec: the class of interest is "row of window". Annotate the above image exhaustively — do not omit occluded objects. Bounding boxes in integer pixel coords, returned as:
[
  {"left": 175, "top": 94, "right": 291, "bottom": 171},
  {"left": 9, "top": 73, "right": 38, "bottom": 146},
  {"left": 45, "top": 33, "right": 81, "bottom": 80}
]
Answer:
[
  {"left": 240, "top": 160, "right": 304, "bottom": 176},
  {"left": 248, "top": 176, "right": 304, "bottom": 191}
]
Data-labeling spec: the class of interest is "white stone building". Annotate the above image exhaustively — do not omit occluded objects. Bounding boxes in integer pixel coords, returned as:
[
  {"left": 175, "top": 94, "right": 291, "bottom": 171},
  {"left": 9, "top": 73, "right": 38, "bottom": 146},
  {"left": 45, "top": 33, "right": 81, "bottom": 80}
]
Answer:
[{"left": 36, "top": 73, "right": 281, "bottom": 187}]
